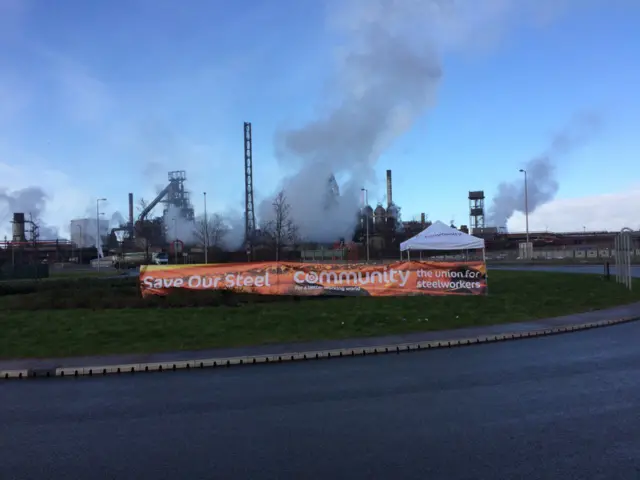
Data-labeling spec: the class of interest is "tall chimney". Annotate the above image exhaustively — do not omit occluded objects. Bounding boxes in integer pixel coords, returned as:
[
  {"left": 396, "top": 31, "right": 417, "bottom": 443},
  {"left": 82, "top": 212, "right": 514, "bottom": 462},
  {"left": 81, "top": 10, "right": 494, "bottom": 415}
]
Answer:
[
  {"left": 386, "top": 170, "right": 393, "bottom": 209},
  {"left": 128, "top": 193, "right": 134, "bottom": 231}
]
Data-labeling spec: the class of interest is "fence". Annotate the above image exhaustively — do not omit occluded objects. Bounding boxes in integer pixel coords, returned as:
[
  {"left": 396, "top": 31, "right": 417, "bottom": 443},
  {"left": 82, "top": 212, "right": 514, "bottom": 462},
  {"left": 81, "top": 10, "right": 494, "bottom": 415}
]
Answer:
[
  {"left": 614, "top": 229, "right": 633, "bottom": 290},
  {"left": 486, "top": 246, "right": 640, "bottom": 262}
]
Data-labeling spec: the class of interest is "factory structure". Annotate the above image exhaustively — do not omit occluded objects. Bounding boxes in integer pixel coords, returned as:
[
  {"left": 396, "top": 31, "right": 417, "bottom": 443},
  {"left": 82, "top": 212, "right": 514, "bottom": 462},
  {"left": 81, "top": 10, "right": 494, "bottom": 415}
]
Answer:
[
  {"left": 0, "top": 121, "right": 422, "bottom": 267},
  {"left": 1, "top": 121, "right": 637, "bottom": 272},
  {"left": 0, "top": 170, "right": 198, "bottom": 269}
]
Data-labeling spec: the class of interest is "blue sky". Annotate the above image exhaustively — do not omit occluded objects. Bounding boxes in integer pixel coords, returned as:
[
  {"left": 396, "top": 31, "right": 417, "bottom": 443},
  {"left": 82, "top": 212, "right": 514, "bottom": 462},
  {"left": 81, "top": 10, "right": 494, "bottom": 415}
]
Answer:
[{"left": 1, "top": 0, "right": 639, "bottom": 239}]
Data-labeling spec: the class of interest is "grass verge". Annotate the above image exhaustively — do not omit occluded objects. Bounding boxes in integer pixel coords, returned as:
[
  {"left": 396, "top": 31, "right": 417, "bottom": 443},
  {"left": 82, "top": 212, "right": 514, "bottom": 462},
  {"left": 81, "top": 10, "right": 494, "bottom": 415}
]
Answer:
[
  {"left": 1, "top": 270, "right": 639, "bottom": 359},
  {"left": 49, "top": 269, "right": 121, "bottom": 278}
]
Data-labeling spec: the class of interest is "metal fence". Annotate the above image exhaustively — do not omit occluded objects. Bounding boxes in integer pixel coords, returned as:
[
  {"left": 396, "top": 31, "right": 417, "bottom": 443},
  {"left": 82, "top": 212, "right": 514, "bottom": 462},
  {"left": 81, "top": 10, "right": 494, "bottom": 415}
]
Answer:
[
  {"left": 614, "top": 229, "right": 633, "bottom": 290},
  {"left": 486, "top": 246, "right": 640, "bottom": 262},
  {"left": 299, "top": 245, "right": 640, "bottom": 265}
]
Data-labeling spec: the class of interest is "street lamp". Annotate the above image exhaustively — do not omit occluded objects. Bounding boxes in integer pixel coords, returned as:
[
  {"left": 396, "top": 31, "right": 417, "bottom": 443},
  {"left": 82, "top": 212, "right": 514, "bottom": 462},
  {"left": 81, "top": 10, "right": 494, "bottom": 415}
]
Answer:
[
  {"left": 203, "top": 192, "right": 208, "bottom": 264},
  {"left": 519, "top": 170, "right": 530, "bottom": 259},
  {"left": 361, "top": 188, "right": 370, "bottom": 263},
  {"left": 96, "top": 198, "right": 106, "bottom": 272}
]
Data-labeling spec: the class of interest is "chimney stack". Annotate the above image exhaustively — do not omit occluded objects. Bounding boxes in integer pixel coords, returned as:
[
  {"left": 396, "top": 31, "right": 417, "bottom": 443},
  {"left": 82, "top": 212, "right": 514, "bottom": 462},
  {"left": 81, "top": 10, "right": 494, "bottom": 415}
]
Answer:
[
  {"left": 386, "top": 170, "right": 393, "bottom": 209},
  {"left": 128, "top": 193, "right": 134, "bottom": 232}
]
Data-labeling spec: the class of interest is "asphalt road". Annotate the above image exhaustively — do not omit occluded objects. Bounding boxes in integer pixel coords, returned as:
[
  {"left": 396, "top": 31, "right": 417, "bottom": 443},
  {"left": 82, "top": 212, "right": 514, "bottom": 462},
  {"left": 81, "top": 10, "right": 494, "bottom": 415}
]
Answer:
[{"left": 2, "top": 322, "right": 640, "bottom": 479}]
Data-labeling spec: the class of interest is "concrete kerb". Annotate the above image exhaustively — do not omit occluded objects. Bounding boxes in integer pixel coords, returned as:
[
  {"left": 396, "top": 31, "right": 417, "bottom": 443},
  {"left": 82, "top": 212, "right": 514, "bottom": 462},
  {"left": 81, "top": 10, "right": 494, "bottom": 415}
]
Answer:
[{"left": 2, "top": 315, "right": 638, "bottom": 381}]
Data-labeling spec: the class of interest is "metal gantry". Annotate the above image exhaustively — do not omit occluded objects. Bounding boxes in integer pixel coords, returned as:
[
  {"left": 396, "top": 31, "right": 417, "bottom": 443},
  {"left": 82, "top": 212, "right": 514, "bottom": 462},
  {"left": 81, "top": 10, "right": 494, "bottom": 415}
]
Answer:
[{"left": 468, "top": 191, "right": 485, "bottom": 233}]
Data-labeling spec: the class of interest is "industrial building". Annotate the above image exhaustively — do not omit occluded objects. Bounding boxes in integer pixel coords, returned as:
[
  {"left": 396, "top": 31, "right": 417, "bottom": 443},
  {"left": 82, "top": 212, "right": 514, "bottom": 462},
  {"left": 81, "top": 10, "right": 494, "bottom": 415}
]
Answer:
[{"left": 3, "top": 120, "right": 636, "bottom": 269}]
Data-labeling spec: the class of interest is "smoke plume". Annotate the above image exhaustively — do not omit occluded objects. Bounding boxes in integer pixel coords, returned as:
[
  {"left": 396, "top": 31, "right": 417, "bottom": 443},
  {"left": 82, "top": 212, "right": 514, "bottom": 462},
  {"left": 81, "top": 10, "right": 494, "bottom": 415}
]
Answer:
[
  {"left": 163, "top": 205, "right": 196, "bottom": 245},
  {"left": 488, "top": 112, "right": 603, "bottom": 228},
  {"left": 258, "top": 0, "right": 447, "bottom": 242},
  {"left": 111, "top": 211, "right": 126, "bottom": 227},
  {"left": 257, "top": 0, "right": 568, "bottom": 242},
  {"left": 0, "top": 186, "right": 59, "bottom": 239},
  {"left": 220, "top": 208, "right": 245, "bottom": 250}
]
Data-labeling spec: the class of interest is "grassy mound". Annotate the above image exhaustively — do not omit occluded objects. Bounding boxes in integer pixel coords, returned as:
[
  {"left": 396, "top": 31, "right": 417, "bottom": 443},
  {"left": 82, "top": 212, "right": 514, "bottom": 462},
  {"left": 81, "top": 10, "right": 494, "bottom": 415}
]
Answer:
[{"left": 1, "top": 270, "right": 638, "bottom": 359}]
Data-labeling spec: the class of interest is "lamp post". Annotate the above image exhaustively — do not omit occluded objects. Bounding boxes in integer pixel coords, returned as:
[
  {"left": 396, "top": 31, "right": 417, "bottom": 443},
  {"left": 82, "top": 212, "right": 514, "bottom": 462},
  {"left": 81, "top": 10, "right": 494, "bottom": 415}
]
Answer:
[
  {"left": 361, "top": 188, "right": 370, "bottom": 263},
  {"left": 96, "top": 198, "right": 106, "bottom": 272},
  {"left": 203, "top": 192, "right": 208, "bottom": 264},
  {"left": 519, "top": 169, "right": 529, "bottom": 259}
]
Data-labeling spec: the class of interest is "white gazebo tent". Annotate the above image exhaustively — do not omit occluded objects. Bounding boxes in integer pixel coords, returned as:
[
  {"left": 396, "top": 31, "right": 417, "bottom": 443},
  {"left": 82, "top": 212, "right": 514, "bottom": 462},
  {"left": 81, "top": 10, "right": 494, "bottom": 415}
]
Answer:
[{"left": 400, "top": 220, "right": 486, "bottom": 261}]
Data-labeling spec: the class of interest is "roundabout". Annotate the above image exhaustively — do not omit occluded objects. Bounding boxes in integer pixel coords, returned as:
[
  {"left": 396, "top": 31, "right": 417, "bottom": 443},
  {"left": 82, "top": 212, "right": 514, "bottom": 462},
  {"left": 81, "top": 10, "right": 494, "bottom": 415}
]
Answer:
[{"left": 1, "top": 267, "right": 639, "bottom": 379}]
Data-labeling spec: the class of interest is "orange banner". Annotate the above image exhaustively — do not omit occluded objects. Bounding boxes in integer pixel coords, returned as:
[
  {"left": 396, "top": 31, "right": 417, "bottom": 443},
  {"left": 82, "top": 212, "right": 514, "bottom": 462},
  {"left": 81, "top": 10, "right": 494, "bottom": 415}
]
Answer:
[{"left": 140, "top": 261, "right": 487, "bottom": 297}]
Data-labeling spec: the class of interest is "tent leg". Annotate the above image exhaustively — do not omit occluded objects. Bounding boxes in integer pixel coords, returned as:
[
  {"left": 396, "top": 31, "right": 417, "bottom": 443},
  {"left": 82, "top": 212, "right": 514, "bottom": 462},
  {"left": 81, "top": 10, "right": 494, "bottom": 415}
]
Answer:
[{"left": 483, "top": 247, "right": 488, "bottom": 291}]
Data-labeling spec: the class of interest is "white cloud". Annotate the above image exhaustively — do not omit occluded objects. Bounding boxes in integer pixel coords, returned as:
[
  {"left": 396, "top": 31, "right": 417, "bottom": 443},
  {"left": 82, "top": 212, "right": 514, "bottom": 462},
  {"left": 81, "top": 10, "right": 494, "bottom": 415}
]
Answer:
[{"left": 507, "top": 188, "right": 640, "bottom": 232}]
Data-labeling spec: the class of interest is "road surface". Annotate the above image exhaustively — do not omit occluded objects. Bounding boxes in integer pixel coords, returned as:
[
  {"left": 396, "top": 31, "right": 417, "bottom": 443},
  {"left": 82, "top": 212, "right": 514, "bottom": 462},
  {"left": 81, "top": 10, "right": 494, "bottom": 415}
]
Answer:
[{"left": 2, "top": 321, "right": 640, "bottom": 479}]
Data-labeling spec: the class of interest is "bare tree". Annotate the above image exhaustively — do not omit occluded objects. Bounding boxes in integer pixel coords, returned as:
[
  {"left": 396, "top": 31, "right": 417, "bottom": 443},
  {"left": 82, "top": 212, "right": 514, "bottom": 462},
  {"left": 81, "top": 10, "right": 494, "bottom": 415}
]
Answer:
[
  {"left": 137, "top": 197, "right": 149, "bottom": 215},
  {"left": 287, "top": 218, "right": 301, "bottom": 250},
  {"left": 194, "top": 213, "right": 229, "bottom": 249},
  {"left": 262, "top": 190, "right": 298, "bottom": 261}
]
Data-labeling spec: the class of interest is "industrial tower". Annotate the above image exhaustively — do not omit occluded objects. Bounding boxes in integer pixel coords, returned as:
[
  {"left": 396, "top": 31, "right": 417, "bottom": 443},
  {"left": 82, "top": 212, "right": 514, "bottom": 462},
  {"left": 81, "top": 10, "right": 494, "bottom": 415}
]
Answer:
[
  {"left": 244, "top": 122, "right": 256, "bottom": 247},
  {"left": 468, "top": 191, "right": 485, "bottom": 233},
  {"left": 161, "top": 171, "right": 195, "bottom": 220}
]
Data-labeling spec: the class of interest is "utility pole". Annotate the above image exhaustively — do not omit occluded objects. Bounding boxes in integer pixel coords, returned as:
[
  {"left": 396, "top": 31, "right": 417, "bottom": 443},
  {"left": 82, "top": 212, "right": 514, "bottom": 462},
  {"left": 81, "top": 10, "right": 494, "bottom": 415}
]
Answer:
[
  {"left": 203, "top": 192, "right": 208, "bottom": 264},
  {"left": 361, "top": 188, "right": 370, "bottom": 263},
  {"left": 96, "top": 198, "right": 106, "bottom": 272},
  {"left": 519, "top": 169, "right": 530, "bottom": 259}
]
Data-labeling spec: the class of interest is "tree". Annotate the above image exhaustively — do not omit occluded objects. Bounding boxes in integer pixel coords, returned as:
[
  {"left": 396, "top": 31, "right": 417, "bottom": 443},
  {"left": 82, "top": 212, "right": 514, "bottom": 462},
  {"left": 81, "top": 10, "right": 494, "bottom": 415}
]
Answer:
[
  {"left": 137, "top": 197, "right": 149, "bottom": 215},
  {"left": 262, "top": 190, "right": 298, "bottom": 261},
  {"left": 194, "top": 213, "right": 229, "bottom": 249}
]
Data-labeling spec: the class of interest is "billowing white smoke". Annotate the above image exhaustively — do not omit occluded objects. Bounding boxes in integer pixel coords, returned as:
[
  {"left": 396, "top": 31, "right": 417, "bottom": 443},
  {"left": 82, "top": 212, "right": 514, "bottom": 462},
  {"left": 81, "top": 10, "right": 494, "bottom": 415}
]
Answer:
[
  {"left": 487, "top": 112, "right": 603, "bottom": 228},
  {"left": 0, "top": 186, "right": 59, "bottom": 239},
  {"left": 163, "top": 205, "right": 196, "bottom": 245},
  {"left": 221, "top": 209, "right": 246, "bottom": 250},
  {"left": 257, "top": 0, "right": 555, "bottom": 242}
]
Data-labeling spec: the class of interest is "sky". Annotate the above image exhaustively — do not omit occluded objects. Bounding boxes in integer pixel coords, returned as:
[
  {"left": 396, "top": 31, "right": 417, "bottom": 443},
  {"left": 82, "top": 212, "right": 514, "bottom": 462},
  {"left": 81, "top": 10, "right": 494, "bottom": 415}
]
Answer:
[{"left": 0, "top": 0, "right": 639, "bottom": 242}]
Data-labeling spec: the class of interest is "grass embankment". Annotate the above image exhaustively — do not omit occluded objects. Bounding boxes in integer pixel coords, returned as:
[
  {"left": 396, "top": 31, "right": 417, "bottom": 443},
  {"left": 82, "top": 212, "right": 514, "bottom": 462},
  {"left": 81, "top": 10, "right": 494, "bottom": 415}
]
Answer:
[
  {"left": 48, "top": 267, "right": 122, "bottom": 280},
  {"left": 1, "top": 271, "right": 638, "bottom": 359}
]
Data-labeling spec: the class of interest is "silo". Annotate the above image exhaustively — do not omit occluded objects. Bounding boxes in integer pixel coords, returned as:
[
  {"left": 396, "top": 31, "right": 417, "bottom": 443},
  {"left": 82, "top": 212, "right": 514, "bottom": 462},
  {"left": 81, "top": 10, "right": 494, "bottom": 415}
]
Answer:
[
  {"left": 374, "top": 205, "right": 386, "bottom": 227},
  {"left": 12, "top": 213, "right": 26, "bottom": 243}
]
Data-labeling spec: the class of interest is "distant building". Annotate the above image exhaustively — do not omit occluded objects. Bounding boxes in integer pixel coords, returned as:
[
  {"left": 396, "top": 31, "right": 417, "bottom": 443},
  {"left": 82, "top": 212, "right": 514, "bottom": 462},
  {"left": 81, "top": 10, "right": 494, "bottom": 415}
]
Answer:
[{"left": 70, "top": 218, "right": 110, "bottom": 248}]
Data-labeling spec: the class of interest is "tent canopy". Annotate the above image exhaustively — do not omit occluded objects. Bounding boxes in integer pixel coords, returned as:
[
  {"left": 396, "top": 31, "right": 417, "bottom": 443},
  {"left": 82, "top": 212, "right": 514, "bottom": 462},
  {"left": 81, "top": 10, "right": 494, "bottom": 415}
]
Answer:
[{"left": 400, "top": 220, "right": 485, "bottom": 251}]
